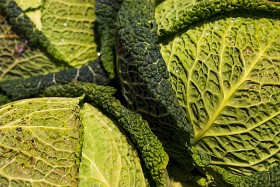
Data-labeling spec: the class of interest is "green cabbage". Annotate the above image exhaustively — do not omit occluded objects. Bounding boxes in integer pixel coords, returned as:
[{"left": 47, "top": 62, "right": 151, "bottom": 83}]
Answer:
[
  {"left": 156, "top": 0, "right": 280, "bottom": 185},
  {"left": 0, "top": 97, "right": 150, "bottom": 186},
  {"left": 2, "top": 0, "right": 280, "bottom": 186}
]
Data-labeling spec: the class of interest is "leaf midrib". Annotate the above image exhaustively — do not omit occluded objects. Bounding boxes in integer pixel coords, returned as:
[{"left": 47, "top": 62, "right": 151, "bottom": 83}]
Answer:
[{"left": 194, "top": 45, "right": 270, "bottom": 144}]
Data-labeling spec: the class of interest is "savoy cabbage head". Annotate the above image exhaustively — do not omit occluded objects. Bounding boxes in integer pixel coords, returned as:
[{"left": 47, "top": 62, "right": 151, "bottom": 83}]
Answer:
[
  {"left": 0, "top": 0, "right": 280, "bottom": 186},
  {"left": 156, "top": 0, "right": 280, "bottom": 185},
  {"left": 116, "top": 0, "right": 280, "bottom": 186},
  {"left": 0, "top": 96, "right": 149, "bottom": 186},
  {"left": 0, "top": 83, "right": 169, "bottom": 186}
]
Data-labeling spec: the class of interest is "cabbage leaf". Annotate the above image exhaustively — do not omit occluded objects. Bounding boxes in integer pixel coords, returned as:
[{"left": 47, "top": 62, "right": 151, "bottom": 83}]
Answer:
[
  {"left": 0, "top": 97, "right": 81, "bottom": 186},
  {"left": 0, "top": 15, "right": 65, "bottom": 81},
  {"left": 38, "top": 0, "right": 98, "bottom": 67},
  {"left": 0, "top": 96, "right": 149, "bottom": 186},
  {"left": 79, "top": 103, "right": 147, "bottom": 187},
  {"left": 43, "top": 82, "right": 170, "bottom": 186},
  {"left": 4, "top": 0, "right": 98, "bottom": 67},
  {"left": 159, "top": 5, "right": 280, "bottom": 185}
]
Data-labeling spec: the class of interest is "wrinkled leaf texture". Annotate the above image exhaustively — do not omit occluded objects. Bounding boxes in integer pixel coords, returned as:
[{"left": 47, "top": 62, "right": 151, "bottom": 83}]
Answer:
[
  {"left": 0, "top": 96, "right": 148, "bottom": 187},
  {"left": 79, "top": 103, "right": 147, "bottom": 187},
  {"left": 7, "top": 0, "right": 98, "bottom": 67},
  {"left": 36, "top": 0, "right": 98, "bottom": 67},
  {"left": 0, "top": 15, "right": 65, "bottom": 81},
  {"left": 158, "top": 1, "right": 280, "bottom": 181},
  {"left": 0, "top": 97, "right": 81, "bottom": 186}
]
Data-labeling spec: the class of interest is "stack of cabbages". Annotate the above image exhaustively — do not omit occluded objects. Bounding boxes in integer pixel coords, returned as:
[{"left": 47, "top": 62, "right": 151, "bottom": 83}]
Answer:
[{"left": 0, "top": 0, "right": 280, "bottom": 186}]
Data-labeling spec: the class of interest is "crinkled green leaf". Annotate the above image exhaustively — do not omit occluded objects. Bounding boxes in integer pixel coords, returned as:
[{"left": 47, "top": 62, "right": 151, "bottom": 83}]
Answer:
[
  {"left": 15, "top": 0, "right": 98, "bottom": 67},
  {"left": 160, "top": 7, "right": 280, "bottom": 184},
  {"left": 0, "top": 97, "right": 81, "bottom": 186},
  {"left": 79, "top": 103, "right": 147, "bottom": 187},
  {"left": 95, "top": 0, "right": 123, "bottom": 79},
  {"left": 0, "top": 15, "right": 65, "bottom": 81},
  {"left": 0, "top": 60, "right": 109, "bottom": 104},
  {"left": 116, "top": 0, "right": 193, "bottom": 171},
  {"left": 155, "top": 0, "right": 197, "bottom": 35},
  {"left": 42, "top": 83, "right": 170, "bottom": 186},
  {"left": 155, "top": 0, "right": 280, "bottom": 37}
]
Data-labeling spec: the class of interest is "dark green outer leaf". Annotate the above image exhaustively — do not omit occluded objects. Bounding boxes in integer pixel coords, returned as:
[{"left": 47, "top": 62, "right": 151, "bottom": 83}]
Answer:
[
  {"left": 0, "top": 59, "right": 109, "bottom": 102},
  {"left": 240, "top": 162, "right": 280, "bottom": 187},
  {"left": 116, "top": 0, "right": 194, "bottom": 169},
  {"left": 95, "top": 0, "right": 123, "bottom": 79}
]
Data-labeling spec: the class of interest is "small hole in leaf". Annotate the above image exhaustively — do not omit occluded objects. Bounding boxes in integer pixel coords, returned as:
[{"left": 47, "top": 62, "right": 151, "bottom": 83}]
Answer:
[{"left": 150, "top": 22, "right": 153, "bottom": 29}]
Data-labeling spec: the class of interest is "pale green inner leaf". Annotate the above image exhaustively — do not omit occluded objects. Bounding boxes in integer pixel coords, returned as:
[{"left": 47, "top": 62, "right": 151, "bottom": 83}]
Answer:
[
  {"left": 0, "top": 15, "right": 65, "bottom": 81},
  {"left": 14, "top": 0, "right": 43, "bottom": 29},
  {"left": 0, "top": 97, "right": 81, "bottom": 186},
  {"left": 160, "top": 12, "right": 280, "bottom": 175},
  {"left": 79, "top": 103, "right": 147, "bottom": 187},
  {"left": 16, "top": 0, "right": 98, "bottom": 67},
  {"left": 15, "top": 0, "right": 42, "bottom": 10}
]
